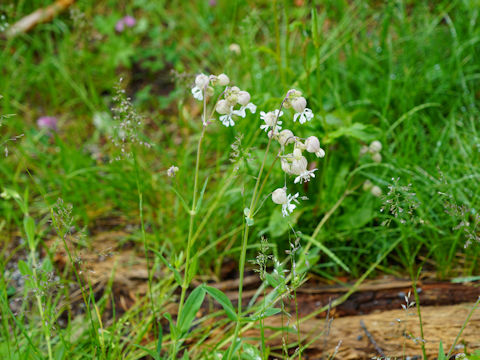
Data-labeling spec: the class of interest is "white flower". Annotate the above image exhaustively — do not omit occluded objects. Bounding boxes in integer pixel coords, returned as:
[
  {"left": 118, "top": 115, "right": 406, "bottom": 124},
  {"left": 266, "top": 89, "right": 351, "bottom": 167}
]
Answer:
[
  {"left": 229, "top": 43, "right": 241, "bottom": 55},
  {"left": 291, "top": 97, "right": 307, "bottom": 113},
  {"left": 278, "top": 129, "right": 295, "bottom": 146},
  {"left": 191, "top": 86, "right": 203, "bottom": 100},
  {"left": 195, "top": 73, "right": 210, "bottom": 88},
  {"left": 360, "top": 145, "right": 369, "bottom": 156},
  {"left": 305, "top": 136, "right": 325, "bottom": 158},
  {"left": 260, "top": 110, "right": 283, "bottom": 132},
  {"left": 294, "top": 169, "right": 318, "bottom": 184},
  {"left": 272, "top": 188, "right": 287, "bottom": 204},
  {"left": 237, "top": 91, "right": 251, "bottom": 106},
  {"left": 282, "top": 192, "right": 300, "bottom": 217},
  {"left": 219, "top": 113, "right": 235, "bottom": 127},
  {"left": 216, "top": 99, "right": 231, "bottom": 115},
  {"left": 371, "top": 185, "right": 382, "bottom": 197},
  {"left": 167, "top": 165, "right": 179, "bottom": 177},
  {"left": 362, "top": 180, "right": 373, "bottom": 191},
  {"left": 217, "top": 73, "right": 230, "bottom": 86},
  {"left": 369, "top": 140, "right": 382, "bottom": 153},
  {"left": 293, "top": 108, "right": 314, "bottom": 124},
  {"left": 281, "top": 157, "right": 292, "bottom": 174},
  {"left": 372, "top": 152, "right": 382, "bottom": 163},
  {"left": 232, "top": 102, "right": 257, "bottom": 117},
  {"left": 219, "top": 103, "right": 256, "bottom": 127}
]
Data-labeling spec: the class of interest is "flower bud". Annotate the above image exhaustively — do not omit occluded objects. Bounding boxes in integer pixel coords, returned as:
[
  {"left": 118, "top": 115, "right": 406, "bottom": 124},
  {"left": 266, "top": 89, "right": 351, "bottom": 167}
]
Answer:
[
  {"left": 226, "top": 94, "right": 238, "bottom": 106},
  {"left": 217, "top": 73, "right": 229, "bottom": 86},
  {"left": 371, "top": 185, "right": 382, "bottom": 197},
  {"left": 272, "top": 188, "right": 287, "bottom": 204},
  {"left": 291, "top": 156, "right": 308, "bottom": 175},
  {"left": 360, "top": 145, "right": 369, "bottom": 156},
  {"left": 195, "top": 74, "right": 209, "bottom": 89},
  {"left": 281, "top": 158, "right": 292, "bottom": 174},
  {"left": 288, "top": 89, "right": 302, "bottom": 98},
  {"left": 167, "top": 165, "right": 179, "bottom": 178},
  {"left": 372, "top": 152, "right": 382, "bottom": 163},
  {"left": 278, "top": 129, "right": 295, "bottom": 146},
  {"left": 362, "top": 180, "right": 373, "bottom": 191},
  {"left": 369, "top": 140, "right": 382, "bottom": 153},
  {"left": 293, "top": 148, "right": 303, "bottom": 158},
  {"left": 229, "top": 43, "right": 241, "bottom": 55},
  {"left": 205, "top": 86, "right": 214, "bottom": 97},
  {"left": 237, "top": 91, "right": 251, "bottom": 106},
  {"left": 291, "top": 97, "right": 307, "bottom": 113},
  {"left": 305, "top": 136, "right": 319, "bottom": 152},
  {"left": 216, "top": 99, "right": 230, "bottom": 115}
]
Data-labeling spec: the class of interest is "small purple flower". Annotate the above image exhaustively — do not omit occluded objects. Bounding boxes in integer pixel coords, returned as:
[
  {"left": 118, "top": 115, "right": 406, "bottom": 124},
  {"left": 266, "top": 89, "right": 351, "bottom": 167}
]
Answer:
[
  {"left": 115, "top": 15, "right": 136, "bottom": 32},
  {"left": 115, "top": 19, "right": 125, "bottom": 32},
  {"left": 209, "top": 0, "right": 217, "bottom": 6},
  {"left": 37, "top": 116, "right": 58, "bottom": 132},
  {"left": 123, "top": 15, "right": 136, "bottom": 28}
]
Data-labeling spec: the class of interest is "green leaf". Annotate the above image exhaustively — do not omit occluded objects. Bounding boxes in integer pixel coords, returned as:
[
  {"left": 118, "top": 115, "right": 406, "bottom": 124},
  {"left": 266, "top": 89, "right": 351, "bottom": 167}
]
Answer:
[
  {"left": 195, "top": 177, "right": 209, "bottom": 212},
  {"left": 327, "top": 122, "right": 380, "bottom": 143},
  {"left": 178, "top": 285, "right": 206, "bottom": 333},
  {"left": 132, "top": 344, "right": 161, "bottom": 360},
  {"left": 265, "top": 273, "right": 281, "bottom": 288},
  {"left": 438, "top": 341, "right": 446, "bottom": 360},
  {"left": 18, "top": 260, "right": 31, "bottom": 276},
  {"left": 268, "top": 206, "right": 302, "bottom": 238},
  {"left": 163, "top": 313, "right": 178, "bottom": 340},
  {"left": 241, "top": 343, "right": 262, "bottom": 360},
  {"left": 249, "top": 308, "right": 281, "bottom": 321},
  {"left": 311, "top": 9, "right": 319, "bottom": 48},
  {"left": 204, "top": 286, "right": 237, "bottom": 321},
  {"left": 156, "top": 325, "right": 163, "bottom": 358},
  {"left": 149, "top": 248, "right": 183, "bottom": 286},
  {"left": 23, "top": 216, "right": 36, "bottom": 250},
  {"left": 168, "top": 185, "right": 191, "bottom": 214},
  {"left": 300, "top": 234, "right": 351, "bottom": 273},
  {"left": 451, "top": 275, "right": 480, "bottom": 283}
]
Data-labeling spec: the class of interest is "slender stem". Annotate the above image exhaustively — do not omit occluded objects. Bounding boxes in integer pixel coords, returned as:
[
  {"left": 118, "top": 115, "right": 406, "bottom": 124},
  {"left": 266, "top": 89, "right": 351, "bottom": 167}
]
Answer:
[
  {"left": 294, "top": 288, "right": 301, "bottom": 360},
  {"left": 133, "top": 153, "right": 157, "bottom": 335},
  {"left": 411, "top": 270, "right": 427, "bottom": 360},
  {"left": 174, "top": 92, "right": 208, "bottom": 357},
  {"left": 261, "top": 287, "right": 266, "bottom": 360},
  {"left": 30, "top": 250, "right": 53, "bottom": 360},
  {"left": 227, "top": 100, "right": 288, "bottom": 359},
  {"left": 178, "top": 125, "right": 206, "bottom": 316},
  {"left": 446, "top": 296, "right": 480, "bottom": 358}
]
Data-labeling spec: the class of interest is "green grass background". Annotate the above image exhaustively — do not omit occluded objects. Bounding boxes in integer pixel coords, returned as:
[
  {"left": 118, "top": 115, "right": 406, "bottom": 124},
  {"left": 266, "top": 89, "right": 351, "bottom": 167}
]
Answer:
[{"left": 1, "top": 0, "right": 480, "bottom": 358}]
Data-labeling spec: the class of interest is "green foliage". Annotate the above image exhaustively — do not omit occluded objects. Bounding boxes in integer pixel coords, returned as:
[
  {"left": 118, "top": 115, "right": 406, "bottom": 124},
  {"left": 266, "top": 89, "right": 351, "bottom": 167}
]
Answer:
[{"left": 1, "top": 0, "right": 480, "bottom": 358}]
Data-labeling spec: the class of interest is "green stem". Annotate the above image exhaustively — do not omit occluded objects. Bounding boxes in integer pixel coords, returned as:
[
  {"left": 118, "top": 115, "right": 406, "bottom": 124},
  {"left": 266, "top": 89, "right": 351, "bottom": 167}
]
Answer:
[
  {"left": 446, "top": 296, "right": 480, "bottom": 358},
  {"left": 174, "top": 103, "right": 208, "bottom": 357},
  {"left": 411, "top": 270, "right": 427, "bottom": 360},
  {"left": 133, "top": 153, "right": 157, "bottom": 336},
  {"left": 30, "top": 250, "right": 53, "bottom": 360},
  {"left": 294, "top": 288, "right": 301, "bottom": 360},
  {"left": 227, "top": 99, "right": 287, "bottom": 360}
]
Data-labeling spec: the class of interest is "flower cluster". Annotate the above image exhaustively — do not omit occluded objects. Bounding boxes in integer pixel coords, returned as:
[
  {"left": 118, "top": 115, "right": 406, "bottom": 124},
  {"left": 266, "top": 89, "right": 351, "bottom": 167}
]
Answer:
[
  {"left": 360, "top": 140, "right": 382, "bottom": 163},
  {"left": 215, "top": 86, "right": 256, "bottom": 127},
  {"left": 115, "top": 15, "right": 136, "bottom": 32},
  {"left": 267, "top": 90, "right": 325, "bottom": 217},
  {"left": 191, "top": 73, "right": 257, "bottom": 127}
]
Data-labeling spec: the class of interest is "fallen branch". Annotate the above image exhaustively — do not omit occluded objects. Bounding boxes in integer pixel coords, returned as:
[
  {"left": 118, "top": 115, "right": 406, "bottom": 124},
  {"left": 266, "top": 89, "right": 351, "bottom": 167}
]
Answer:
[{"left": 6, "top": 0, "right": 75, "bottom": 38}]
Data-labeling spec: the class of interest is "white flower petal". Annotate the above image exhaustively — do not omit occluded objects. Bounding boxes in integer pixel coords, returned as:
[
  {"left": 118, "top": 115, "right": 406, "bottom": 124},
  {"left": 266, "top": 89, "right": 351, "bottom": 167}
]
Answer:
[
  {"left": 246, "top": 102, "right": 257, "bottom": 114},
  {"left": 191, "top": 86, "right": 203, "bottom": 100}
]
